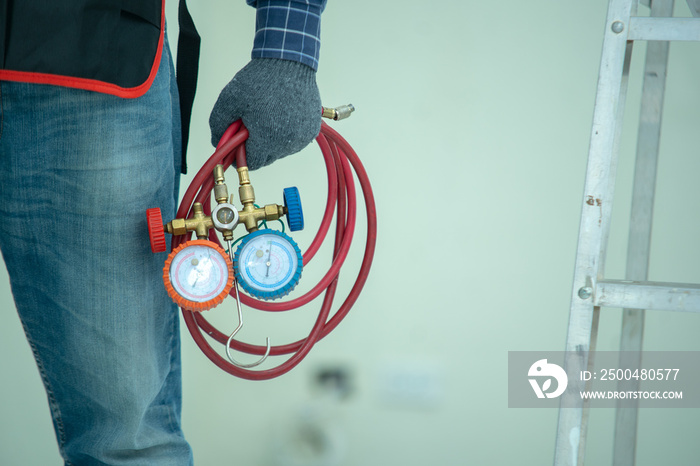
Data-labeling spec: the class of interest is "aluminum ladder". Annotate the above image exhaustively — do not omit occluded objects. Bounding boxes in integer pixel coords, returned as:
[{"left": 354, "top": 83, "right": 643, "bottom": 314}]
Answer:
[{"left": 553, "top": 0, "right": 700, "bottom": 465}]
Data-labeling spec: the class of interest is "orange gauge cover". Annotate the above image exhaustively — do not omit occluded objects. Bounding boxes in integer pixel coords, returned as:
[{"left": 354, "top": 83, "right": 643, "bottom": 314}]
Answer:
[{"left": 163, "top": 239, "right": 234, "bottom": 312}]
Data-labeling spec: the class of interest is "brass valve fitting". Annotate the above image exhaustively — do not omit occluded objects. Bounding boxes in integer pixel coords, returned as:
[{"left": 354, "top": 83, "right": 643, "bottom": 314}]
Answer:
[
  {"left": 163, "top": 164, "right": 286, "bottom": 240},
  {"left": 236, "top": 166, "right": 285, "bottom": 232},
  {"left": 165, "top": 202, "right": 213, "bottom": 240},
  {"left": 164, "top": 165, "right": 232, "bottom": 240}
]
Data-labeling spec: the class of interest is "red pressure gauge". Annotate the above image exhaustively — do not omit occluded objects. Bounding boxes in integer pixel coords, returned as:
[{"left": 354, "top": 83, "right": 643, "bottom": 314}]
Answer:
[{"left": 163, "top": 239, "right": 234, "bottom": 312}]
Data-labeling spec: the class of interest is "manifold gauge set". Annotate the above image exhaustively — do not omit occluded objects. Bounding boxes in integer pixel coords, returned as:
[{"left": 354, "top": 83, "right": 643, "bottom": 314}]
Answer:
[{"left": 145, "top": 109, "right": 377, "bottom": 379}]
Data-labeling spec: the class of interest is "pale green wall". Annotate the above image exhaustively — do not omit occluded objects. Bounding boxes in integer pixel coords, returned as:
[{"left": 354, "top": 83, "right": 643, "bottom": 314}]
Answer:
[{"left": 1, "top": 1, "right": 699, "bottom": 465}]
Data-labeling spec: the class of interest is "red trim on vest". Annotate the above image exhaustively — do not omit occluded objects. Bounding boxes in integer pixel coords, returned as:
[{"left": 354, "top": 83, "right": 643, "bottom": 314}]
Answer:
[{"left": 0, "top": 1, "right": 165, "bottom": 99}]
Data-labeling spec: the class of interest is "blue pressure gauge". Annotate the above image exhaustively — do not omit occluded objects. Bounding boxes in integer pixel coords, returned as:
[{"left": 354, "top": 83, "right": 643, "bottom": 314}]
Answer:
[{"left": 233, "top": 229, "right": 303, "bottom": 300}]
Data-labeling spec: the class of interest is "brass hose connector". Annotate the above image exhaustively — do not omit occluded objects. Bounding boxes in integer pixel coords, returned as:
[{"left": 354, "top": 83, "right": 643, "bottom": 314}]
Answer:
[
  {"left": 213, "top": 165, "right": 228, "bottom": 204},
  {"left": 211, "top": 165, "right": 239, "bottom": 241}
]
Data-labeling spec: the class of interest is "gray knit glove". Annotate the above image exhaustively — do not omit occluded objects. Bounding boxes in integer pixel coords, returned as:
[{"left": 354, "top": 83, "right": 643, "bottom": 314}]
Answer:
[{"left": 209, "top": 58, "right": 322, "bottom": 170}]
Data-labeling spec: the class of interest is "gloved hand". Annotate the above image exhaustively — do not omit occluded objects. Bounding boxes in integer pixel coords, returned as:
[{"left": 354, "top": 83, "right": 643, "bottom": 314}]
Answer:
[{"left": 209, "top": 58, "right": 322, "bottom": 170}]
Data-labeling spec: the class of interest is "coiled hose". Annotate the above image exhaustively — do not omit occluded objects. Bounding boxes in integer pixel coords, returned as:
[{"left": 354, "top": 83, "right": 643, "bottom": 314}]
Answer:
[{"left": 172, "top": 120, "right": 377, "bottom": 380}]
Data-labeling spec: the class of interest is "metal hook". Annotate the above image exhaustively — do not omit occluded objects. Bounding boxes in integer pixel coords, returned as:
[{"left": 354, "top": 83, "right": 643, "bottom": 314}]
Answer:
[{"left": 225, "top": 240, "right": 271, "bottom": 368}]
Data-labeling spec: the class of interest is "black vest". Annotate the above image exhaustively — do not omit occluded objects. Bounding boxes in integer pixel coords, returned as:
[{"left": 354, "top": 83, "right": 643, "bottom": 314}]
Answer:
[
  {"left": 0, "top": 0, "right": 164, "bottom": 98},
  {"left": 0, "top": 0, "right": 202, "bottom": 173}
]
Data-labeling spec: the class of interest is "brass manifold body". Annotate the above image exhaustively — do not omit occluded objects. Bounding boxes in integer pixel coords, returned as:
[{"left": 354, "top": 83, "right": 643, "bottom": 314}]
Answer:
[{"left": 164, "top": 164, "right": 286, "bottom": 242}]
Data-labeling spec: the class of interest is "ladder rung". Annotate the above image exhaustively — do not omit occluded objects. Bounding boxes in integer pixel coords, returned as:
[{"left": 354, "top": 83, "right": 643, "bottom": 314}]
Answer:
[
  {"left": 628, "top": 17, "right": 700, "bottom": 41},
  {"left": 594, "top": 279, "right": 700, "bottom": 312}
]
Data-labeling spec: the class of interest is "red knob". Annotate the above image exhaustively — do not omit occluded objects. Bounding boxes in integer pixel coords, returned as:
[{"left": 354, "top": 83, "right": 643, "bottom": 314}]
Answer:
[{"left": 146, "top": 208, "right": 167, "bottom": 253}]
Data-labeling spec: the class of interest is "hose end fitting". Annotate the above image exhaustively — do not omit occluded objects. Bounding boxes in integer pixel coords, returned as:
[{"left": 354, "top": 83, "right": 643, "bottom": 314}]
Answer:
[{"left": 322, "top": 104, "right": 355, "bottom": 121}]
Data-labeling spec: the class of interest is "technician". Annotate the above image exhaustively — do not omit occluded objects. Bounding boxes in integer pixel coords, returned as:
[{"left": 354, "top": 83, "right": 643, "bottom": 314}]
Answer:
[{"left": 0, "top": 0, "right": 325, "bottom": 464}]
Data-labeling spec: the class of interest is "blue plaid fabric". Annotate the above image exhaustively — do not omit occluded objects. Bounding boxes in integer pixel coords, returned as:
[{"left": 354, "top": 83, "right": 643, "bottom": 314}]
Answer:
[{"left": 246, "top": 0, "right": 327, "bottom": 70}]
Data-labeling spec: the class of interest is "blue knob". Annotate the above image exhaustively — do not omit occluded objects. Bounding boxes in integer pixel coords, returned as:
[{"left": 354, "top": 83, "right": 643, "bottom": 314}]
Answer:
[{"left": 283, "top": 187, "right": 304, "bottom": 232}]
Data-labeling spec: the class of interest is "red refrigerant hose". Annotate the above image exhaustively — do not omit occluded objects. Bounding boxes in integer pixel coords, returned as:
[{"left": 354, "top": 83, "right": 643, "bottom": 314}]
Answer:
[{"left": 172, "top": 119, "right": 377, "bottom": 380}]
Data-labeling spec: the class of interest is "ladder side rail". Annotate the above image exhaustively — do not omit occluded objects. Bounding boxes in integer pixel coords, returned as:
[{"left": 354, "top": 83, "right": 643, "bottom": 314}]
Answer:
[
  {"left": 613, "top": 2, "right": 674, "bottom": 465},
  {"left": 554, "top": 0, "right": 637, "bottom": 464}
]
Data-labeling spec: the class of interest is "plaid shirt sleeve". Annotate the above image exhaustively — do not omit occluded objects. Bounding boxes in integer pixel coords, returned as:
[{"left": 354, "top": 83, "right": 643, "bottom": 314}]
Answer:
[{"left": 246, "top": 0, "right": 327, "bottom": 70}]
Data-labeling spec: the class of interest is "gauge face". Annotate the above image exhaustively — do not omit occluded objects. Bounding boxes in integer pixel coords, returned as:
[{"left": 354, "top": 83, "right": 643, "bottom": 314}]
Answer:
[
  {"left": 164, "top": 240, "right": 234, "bottom": 311},
  {"left": 234, "top": 230, "right": 303, "bottom": 300}
]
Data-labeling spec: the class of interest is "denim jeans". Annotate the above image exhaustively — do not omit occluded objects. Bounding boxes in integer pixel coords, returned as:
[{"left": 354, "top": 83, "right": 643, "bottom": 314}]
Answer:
[{"left": 0, "top": 38, "right": 193, "bottom": 465}]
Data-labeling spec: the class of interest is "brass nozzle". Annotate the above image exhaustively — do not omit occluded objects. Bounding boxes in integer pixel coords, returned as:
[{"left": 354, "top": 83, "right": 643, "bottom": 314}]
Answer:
[{"left": 322, "top": 104, "right": 355, "bottom": 121}]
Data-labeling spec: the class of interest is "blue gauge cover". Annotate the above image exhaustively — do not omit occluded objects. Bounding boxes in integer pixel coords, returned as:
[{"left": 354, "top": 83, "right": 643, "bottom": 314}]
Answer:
[
  {"left": 233, "top": 229, "right": 303, "bottom": 300},
  {"left": 283, "top": 186, "right": 304, "bottom": 232}
]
